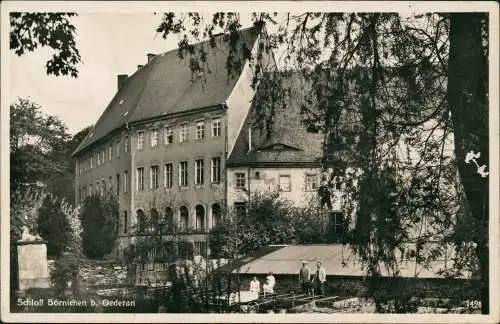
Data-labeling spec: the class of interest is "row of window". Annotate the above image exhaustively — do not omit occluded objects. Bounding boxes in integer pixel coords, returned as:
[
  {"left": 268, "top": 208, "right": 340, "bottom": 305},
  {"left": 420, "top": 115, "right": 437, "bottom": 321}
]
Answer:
[
  {"left": 136, "top": 157, "right": 221, "bottom": 190},
  {"left": 78, "top": 119, "right": 222, "bottom": 175},
  {"left": 130, "top": 204, "right": 222, "bottom": 235},
  {"left": 78, "top": 136, "right": 129, "bottom": 175},
  {"left": 136, "top": 118, "right": 222, "bottom": 149},
  {"left": 233, "top": 172, "right": 341, "bottom": 192},
  {"left": 79, "top": 171, "right": 129, "bottom": 202},
  {"left": 233, "top": 172, "right": 293, "bottom": 191}
]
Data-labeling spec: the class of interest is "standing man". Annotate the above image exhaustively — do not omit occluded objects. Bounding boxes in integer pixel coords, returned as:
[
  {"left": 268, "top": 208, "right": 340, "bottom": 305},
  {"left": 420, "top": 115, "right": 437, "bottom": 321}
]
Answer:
[
  {"left": 312, "top": 261, "right": 327, "bottom": 296},
  {"left": 298, "top": 261, "right": 311, "bottom": 295},
  {"left": 250, "top": 276, "right": 260, "bottom": 293}
]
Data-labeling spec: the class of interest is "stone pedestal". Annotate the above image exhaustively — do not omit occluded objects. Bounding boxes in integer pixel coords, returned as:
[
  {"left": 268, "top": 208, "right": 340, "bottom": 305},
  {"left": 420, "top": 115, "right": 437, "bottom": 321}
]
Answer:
[{"left": 17, "top": 241, "right": 50, "bottom": 290}]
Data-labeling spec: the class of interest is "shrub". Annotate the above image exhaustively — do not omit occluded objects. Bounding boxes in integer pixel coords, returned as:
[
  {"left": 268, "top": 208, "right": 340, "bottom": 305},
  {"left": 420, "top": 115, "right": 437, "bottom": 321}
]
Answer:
[
  {"left": 79, "top": 193, "right": 119, "bottom": 259},
  {"left": 37, "top": 195, "right": 72, "bottom": 257},
  {"left": 51, "top": 254, "right": 79, "bottom": 296}
]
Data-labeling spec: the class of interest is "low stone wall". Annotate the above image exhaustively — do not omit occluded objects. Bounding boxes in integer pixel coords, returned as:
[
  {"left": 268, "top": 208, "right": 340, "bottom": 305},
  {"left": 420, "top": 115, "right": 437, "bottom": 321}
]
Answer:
[
  {"left": 234, "top": 273, "right": 480, "bottom": 302},
  {"left": 78, "top": 261, "right": 129, "bottom": 287}
]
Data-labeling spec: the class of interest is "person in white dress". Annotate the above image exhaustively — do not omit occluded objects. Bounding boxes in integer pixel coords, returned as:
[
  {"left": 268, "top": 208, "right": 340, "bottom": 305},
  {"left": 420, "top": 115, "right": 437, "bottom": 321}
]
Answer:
[{"left": 249, "top": 277, "right": 260, "bottom": 293}]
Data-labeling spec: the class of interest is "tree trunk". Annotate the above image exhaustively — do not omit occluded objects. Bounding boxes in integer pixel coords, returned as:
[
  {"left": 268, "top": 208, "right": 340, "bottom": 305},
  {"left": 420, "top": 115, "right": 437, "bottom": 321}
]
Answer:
[{"left": 447, "top": 12, "right": 489, "bottom": 314}]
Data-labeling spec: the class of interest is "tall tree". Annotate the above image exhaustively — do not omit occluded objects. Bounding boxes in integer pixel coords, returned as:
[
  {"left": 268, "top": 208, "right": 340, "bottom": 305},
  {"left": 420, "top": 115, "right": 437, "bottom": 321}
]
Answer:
[
  {"left": 154, "top": 12, "right": 489, "bottom": 312},
  {"left": 10, "top": 98, "right": 70, "bottom": 196},
  {"left": 447, "top": 13, "right": 489, "bottom": 314}
]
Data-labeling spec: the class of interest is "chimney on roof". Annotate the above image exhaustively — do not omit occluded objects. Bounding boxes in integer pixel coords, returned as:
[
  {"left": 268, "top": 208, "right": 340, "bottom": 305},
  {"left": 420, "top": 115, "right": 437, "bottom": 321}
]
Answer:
[
  {"left": 137, "top": 64, "right": 144, "bottom": 70},
  {"left": 117, "top": 74, "right": 128, "bottom": 91},
  {"left": 147, "top": 53, "right": 156, "bottom": 63},
  {"left": 118, "top": 74, "right": 128, "bottom": 91}
]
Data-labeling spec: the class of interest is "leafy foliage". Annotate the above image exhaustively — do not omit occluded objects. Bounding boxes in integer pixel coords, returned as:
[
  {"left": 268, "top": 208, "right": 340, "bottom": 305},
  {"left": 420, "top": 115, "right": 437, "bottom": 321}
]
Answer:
[
  {"left": 10, "top": 12, "right": 81, "bottom": 77},
  {"left": 10, "top": 98, "right": 70, "bottom": 196},
  {"left": 209, "top": 191, "right": 326, "bottom": 258},
  {"left": 37, "top": 195, "right": 72, "bottom": 257},
  {"left": 50, "top": 254, "right": 80, "bottom": 296},
  {"left": 155, "top": 11, "right": 488, "bottom": 312},
  {"left": 79, "top": 193, "right": 119, "bottom": 259}
]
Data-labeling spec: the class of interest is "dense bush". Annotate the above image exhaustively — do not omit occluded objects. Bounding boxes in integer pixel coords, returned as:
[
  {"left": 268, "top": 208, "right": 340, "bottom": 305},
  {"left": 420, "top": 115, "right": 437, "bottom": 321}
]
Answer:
[
  {"left": 79, "top": 193, "right": 119, "bottom": 259},
  {"left": 51, "top": 254, "right": 79, "bottom": 296},
  {"left": 37, "top": 195, "right": 72, "bottom": 257}
]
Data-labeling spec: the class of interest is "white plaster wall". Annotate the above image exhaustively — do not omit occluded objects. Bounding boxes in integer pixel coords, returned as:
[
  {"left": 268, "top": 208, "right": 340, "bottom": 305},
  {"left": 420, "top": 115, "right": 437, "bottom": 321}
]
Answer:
[{"left": 226, "top": 167, "right": 346, "bottom": 210}]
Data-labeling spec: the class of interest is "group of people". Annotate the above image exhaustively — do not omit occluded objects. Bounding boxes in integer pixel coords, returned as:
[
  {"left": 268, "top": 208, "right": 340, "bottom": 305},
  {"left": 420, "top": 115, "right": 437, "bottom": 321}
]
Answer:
[
  {"left": 248, "top": 261, "right": 327, "bottom": 297},
  {"left": 299, "top": 261, "right": 327, "bottom": 296},
  {"left": 250, "top": 272, "right": 275, "bottom": 294}
]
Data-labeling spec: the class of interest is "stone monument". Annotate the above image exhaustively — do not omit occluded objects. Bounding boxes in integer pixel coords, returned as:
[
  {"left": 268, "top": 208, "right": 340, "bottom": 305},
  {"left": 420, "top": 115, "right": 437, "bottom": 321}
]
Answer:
[{"left": 16, "top": 226, "right": 50, "bottom": 290}]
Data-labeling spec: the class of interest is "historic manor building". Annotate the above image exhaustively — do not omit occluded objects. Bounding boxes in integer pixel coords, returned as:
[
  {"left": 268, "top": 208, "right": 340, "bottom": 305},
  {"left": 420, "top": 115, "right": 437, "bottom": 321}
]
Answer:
[{"left": 73, "top": 26, "right": 344, "bottom": 255}]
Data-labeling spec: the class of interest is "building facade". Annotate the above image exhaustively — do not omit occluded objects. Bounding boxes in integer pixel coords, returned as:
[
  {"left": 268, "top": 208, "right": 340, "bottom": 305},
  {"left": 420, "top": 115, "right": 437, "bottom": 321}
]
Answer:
[{"left": 73, "top": 26, "right": 277, "bottom": 252}]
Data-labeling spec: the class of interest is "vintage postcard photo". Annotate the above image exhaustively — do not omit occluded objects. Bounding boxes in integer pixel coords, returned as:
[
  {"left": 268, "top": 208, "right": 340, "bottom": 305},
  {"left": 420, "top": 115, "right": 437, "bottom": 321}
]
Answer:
[{"left": 1, "top": 1, "right": 499, "bottom": 323}]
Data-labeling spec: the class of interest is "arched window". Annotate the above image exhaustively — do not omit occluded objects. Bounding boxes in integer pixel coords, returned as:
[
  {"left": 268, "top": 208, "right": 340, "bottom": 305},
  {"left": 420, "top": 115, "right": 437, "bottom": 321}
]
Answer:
[
  {"left": 150, "top": 208, "right": 159, "bottom": 233},
  {"left": 195, "top": 205, "right": 205, "bottom": 232},
  {"left": 136, "top": 209, "right": 146, "bottom": 233},
  {"left": 164, "top": 207, "right": 174, "bottom": 233},
  {"left": 211, "top": 203, "right": 221, "bottom": 229},
  {"left": 179, "top": 206, "right": 189, "bottom": 232}
]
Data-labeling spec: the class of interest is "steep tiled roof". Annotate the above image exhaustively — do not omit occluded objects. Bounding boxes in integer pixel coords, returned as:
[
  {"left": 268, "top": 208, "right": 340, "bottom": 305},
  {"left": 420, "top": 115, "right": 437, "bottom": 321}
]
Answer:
[
  {"left": 73, "top": 26, "right": 261, "bottom": 156},
  {"left": 227, "top": 72, "right": 324, "bottom": 166},
  {"left": 225, "top": 244, "right": 470, "bottom": 279}
]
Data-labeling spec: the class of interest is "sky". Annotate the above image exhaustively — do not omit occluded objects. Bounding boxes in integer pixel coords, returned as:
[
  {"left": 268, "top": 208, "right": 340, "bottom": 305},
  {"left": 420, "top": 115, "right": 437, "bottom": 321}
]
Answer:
[
  {"left": 6, "top": 2, "right": 496, "bottom": 137},
  {"left": 8, "top": 13, "right": 229, "bottom": 135}
]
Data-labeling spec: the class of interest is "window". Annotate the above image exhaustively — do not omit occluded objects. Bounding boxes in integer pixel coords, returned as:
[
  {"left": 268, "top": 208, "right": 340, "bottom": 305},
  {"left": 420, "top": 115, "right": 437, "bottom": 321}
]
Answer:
[
  {"left": 179, "top": 123, "right": 188, "bottom": 143},
  {"left": 196, "top": 121, "right": 205, "bottom": 140},
  {"left": 212, "top": 118, "right": 221, "bottom": 137},
  {"left": 234, "top": 202, "right": 247, "bottom": 216},
  {"left": 137, "top": 131, "right": 144, "bottom": 149},
  {"left": 136, "top": 167, "right": 144, "bottom": 190},
  {"left": 164, "top": 126, "right": 173, "bottom": 144},
  {"left": 124, "top": 170, "right": 128, "bottom": 193},
  {"left": 89, "top": 155, "right": 93, "bottom": 169},
  {"left": 150, "top": 208, "right": 160, "bottom": 232},
  {"left": 279, "top": 175, "right": 291, "bottom": 192},
  {"left": 211, "top": 157, "right": 221, "bottom": 183},
  {"left": 150, "top": 165, "right": 159, "bottom": 189},
  {"left": 164, "top": 207, "right": 174, "bottom": 233},
  {"left": 234, "top": 173, "right": 246, "bottom": 188},
  {"left": 116, "top": 139, "right": 121, "bottom": 157},
  {"left": 116, "top": 174, "right": 120, "bottom": 196},
  {"left": 179, "top": 161, "right": 188, "bottom": 186},
  {"left": 124, "top": 136, "right": 129, "bottom": 153},
  {"left": 194, "top": 241, "right": 207, "bottom": 257},
  {"left": 195, "top": 205, "right": 205, "bottom": 231},
  {"left": 211, "top": 203, "right": 221, "bottom": 229},
  {"left": 330, "top": 212, "right": 347, "bottom": 243},
  {"left": 102, "top": 150, "right": 105, "bottom": 164},
  {"left": 123, "top": 211, "right": 128, "bottom": 234},
  {"left": 97, "top": 151, "right": 101, "bottom": 166},
  {"left": 164, "top": 163, "right": 173, "bottom": 188},
  {"left": 151, "top": 129, "right": 159, "bottom": 147},
  {"left": 304, "top": 174, "right": 318, "bottom": 192},
  {"left": 137, "top": 209, "right": 146, "bottom": 233},
  {"left": 179, "top": 206, "right": 189, "bottom": 231},
  {"left": 195, "top": 159, "right": 204, "bottom": 185},
  {"left": 109, "top": 145, "right": 112, "bottom": 160}
]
